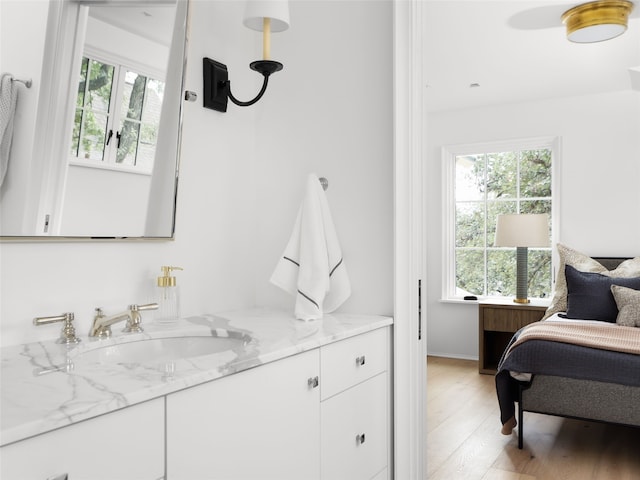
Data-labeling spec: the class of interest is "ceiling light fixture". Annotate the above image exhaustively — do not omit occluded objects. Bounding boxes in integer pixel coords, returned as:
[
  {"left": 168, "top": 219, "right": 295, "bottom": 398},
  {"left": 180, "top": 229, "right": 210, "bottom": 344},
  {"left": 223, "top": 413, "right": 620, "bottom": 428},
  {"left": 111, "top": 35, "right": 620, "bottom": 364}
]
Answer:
[
  {"left": 561, "top": 0, "right": 634, "bottom": 43},
  {"left": 203, "top": 0, "right": 290, "bottom": 112}
]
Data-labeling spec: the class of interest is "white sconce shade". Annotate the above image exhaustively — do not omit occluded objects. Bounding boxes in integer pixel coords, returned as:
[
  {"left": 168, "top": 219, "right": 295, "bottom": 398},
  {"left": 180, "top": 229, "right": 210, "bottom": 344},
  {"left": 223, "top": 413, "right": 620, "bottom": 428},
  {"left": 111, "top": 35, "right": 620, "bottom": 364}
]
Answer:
[
  {"left": 243, "top": 0, "right": 290, "bottom": 32},
  {"left": 202, "top": 1, "right": 290, "bottom": 113},
  {"left": 494, "top": 214, "right": 550, "bottom": 248}
]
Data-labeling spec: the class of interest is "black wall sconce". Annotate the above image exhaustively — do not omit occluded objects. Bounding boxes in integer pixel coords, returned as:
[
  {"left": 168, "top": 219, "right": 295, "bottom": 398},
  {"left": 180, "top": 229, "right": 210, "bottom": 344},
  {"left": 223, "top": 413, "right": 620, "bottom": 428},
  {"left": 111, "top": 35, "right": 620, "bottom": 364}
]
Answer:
[{"left": 203, "top": 1, "right": 290, "bottom": 113}]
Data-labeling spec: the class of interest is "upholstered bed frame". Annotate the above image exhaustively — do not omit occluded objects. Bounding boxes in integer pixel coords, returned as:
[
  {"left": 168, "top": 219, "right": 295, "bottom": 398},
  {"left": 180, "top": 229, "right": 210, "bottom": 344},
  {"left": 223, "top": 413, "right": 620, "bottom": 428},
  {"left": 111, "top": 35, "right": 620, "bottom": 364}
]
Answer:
[{"left": 516, "top": 257, "right": 640, "bottom": 449}]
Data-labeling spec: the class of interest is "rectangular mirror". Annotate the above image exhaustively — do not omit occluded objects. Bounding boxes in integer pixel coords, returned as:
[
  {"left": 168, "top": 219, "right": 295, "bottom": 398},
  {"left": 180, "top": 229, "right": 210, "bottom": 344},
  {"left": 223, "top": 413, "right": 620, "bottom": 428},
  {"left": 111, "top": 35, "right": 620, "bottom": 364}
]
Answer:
[{"left": 0, "top": 0, "right": 189, "bottom": 239}]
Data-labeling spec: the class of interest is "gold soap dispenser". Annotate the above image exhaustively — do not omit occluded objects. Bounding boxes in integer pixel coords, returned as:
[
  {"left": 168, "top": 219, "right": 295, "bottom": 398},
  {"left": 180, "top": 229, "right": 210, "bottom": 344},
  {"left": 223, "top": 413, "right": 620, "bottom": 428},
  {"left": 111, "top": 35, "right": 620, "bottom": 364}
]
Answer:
[{"left": 155, "top": 266, "right": 183, "bottom": 325}]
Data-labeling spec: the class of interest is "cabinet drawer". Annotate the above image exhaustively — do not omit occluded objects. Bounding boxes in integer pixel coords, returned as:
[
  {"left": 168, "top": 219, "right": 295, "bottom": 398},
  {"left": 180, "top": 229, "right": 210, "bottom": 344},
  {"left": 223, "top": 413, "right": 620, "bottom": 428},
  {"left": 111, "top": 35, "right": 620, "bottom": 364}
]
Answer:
[
  {"left": 482, "top": 307, "right": 542, "bottom": 332},
  {"left": 321, "top": 327, "right": 388, "bottom": 400},
  {"left": 321, "top": 373, "right": 388, "bottom": 480}
]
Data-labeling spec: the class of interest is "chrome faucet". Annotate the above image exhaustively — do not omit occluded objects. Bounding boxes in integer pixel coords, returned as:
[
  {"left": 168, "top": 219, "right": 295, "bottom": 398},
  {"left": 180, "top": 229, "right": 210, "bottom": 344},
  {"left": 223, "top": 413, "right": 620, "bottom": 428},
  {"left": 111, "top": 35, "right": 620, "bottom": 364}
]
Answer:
[
  {"left": 90, "top": 308, "right": 130, "bottom": 339},
  {"left": 90, "top": 303, "right": 158, "bottom": 338}
]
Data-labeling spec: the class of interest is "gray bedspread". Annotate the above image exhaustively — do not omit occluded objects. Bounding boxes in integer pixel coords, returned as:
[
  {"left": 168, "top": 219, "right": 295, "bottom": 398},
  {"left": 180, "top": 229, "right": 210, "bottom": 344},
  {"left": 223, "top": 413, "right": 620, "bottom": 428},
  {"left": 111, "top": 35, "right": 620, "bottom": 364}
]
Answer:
[{"left": 498, "top": 329, "right": 640, "bottom": 387}]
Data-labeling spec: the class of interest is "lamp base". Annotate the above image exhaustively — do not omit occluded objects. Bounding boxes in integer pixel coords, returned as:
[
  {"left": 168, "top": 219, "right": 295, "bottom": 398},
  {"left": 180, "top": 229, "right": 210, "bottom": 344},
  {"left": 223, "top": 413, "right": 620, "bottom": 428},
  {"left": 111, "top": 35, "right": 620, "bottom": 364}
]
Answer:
[{"left": 515, "top": 246, "right": 530, "bottom": 305}]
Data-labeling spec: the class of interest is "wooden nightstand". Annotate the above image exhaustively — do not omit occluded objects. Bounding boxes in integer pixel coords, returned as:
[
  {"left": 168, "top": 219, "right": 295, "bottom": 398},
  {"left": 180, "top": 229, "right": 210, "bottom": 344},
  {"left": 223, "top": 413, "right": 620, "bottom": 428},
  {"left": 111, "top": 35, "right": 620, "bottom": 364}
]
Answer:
[{"left": 478, "top": 300, "right": 548, "bottom": 374}]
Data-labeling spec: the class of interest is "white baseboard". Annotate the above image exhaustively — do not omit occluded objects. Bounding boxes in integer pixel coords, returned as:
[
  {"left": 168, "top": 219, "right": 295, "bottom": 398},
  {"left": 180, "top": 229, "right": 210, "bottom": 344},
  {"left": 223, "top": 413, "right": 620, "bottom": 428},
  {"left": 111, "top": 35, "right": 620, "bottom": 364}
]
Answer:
[{"left": 426, "top": 352, "right": 478, "bottom": 361}]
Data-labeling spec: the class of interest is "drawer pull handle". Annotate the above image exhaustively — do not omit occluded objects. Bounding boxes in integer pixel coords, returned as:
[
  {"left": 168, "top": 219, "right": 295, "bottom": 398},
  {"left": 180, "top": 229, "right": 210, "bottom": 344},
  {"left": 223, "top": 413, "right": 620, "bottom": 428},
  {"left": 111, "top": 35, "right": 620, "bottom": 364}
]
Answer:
[
  {"left": 356, "top": 433, "right": 366, "bottom": 445},
  {"left": 47, "top": 475, "right": 68, "bottom": 480},
  {"left": 307, "top": 376, "right": 319, "bottom": 389},
  {"left": 355, "top": 355, "right": 366, "bottom": 366}
]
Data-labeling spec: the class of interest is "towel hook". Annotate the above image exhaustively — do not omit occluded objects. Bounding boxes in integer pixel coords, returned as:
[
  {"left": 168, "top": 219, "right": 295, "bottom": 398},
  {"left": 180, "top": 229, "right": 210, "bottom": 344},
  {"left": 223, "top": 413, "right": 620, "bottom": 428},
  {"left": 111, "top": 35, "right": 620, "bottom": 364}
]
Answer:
[
  {"left": 15, "top": 78, "right": 32, "bottom": 88},
  {"left": 4, "top": 74, "right": 32, "bottom": 88},
  {"left": 319, "top": 177, "right": 329, "bottom": 191}
]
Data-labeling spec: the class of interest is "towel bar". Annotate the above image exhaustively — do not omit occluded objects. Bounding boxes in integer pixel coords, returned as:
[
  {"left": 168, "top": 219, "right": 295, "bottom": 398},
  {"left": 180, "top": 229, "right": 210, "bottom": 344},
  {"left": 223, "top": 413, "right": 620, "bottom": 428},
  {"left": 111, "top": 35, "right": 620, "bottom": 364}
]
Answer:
[{"left": 11, "top": 77, "right": 32, "bottom": 88}]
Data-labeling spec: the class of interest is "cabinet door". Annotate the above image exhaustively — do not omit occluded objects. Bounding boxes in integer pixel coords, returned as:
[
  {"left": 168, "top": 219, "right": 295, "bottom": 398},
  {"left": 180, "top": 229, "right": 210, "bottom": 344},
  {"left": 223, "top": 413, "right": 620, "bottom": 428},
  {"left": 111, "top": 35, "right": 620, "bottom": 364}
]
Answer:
[
  {"left": 0, "top": 398, "right": 164, "bottom": 480},
  {"left": 321, "top": 372, "right": 388, "bottom": 480},
  {"left": 167, "top": 349, "right": 321, "bottom": 480}
]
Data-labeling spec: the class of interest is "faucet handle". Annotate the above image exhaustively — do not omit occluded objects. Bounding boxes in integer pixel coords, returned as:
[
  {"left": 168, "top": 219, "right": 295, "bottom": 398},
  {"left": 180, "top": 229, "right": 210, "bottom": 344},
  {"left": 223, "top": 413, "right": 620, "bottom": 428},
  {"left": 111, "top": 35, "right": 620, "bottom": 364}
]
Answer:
[
  {"left": 123, "top": 303, "right": 159, "bottom": 333},
  {"left": 133, "top": 303, "right": 159, "bottom": 312},
  {"left": 33, "top": 312, "right": 80, "bottom": 345}
]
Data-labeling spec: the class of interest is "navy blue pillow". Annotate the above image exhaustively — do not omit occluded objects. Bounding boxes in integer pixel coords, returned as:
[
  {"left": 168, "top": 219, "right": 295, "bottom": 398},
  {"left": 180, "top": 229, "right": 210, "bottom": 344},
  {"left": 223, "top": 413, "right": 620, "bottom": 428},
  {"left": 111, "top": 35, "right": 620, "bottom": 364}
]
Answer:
[{"left": 564, "top": 265, "right": 640, "bottom": 322}]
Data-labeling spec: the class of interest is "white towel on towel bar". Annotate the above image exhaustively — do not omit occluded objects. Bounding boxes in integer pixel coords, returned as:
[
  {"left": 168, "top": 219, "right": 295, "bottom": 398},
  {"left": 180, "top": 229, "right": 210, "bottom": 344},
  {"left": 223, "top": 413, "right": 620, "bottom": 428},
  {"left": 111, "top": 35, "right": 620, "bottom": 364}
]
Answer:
[
  {"left": 0, "top": 74, "right": 18, "bottom": 187},
  {"left": 270, "top": 173, "right": 351, "bottom": 321}
]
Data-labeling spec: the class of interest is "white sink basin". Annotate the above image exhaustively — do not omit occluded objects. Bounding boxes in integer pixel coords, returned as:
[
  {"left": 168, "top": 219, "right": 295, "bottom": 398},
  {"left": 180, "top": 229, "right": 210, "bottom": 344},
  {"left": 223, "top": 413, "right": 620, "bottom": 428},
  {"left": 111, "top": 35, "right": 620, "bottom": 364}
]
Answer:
[{"left": 73, "top": 334, "right": 250, "bottom": 366}]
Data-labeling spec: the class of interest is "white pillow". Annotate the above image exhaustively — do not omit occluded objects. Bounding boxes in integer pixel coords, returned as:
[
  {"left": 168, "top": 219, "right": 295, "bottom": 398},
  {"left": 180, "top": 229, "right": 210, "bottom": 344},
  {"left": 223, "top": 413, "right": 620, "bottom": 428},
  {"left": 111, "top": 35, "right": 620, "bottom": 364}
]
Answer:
[{"left": 611, "top": 285, "right": 640, "bottom": 327}]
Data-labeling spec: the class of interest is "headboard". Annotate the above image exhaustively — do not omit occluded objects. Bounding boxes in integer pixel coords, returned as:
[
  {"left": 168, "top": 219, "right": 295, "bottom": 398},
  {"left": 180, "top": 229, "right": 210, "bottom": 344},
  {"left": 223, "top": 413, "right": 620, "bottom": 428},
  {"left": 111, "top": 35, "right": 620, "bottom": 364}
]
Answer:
[{"left": 593, "top": 257, "right": 631, "bottom": 270}]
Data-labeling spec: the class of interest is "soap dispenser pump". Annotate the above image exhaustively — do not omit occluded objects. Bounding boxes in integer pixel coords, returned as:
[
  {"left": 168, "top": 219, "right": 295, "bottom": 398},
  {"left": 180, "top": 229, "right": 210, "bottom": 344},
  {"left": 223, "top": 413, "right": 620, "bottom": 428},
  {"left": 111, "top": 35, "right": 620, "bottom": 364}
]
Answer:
[{"left": 155, "top": 266, "right": 183, "bottom": 325}]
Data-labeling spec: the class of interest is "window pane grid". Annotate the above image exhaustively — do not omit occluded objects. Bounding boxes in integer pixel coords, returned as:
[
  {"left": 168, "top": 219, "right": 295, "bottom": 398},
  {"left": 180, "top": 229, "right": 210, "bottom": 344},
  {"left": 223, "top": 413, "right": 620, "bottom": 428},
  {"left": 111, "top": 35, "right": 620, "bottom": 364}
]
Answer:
[
  {"left": 452, "top": 145, "right": 553, "bottom": 300},
  {"left": 70, "top": 56, "right": 164, "bottom": 172}
]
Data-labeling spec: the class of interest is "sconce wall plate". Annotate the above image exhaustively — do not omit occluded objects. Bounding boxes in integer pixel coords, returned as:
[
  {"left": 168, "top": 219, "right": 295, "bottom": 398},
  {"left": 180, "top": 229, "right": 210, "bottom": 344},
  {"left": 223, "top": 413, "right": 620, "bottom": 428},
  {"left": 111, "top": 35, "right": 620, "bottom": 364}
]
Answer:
[{"left": 203, "top": 57, "right": 229, "bottom": 112}]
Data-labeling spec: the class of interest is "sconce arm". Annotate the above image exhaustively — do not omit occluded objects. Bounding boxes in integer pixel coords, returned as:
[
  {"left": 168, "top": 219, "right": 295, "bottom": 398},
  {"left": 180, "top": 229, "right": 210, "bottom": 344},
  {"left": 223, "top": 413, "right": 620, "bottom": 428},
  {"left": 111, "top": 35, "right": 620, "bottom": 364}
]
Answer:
[
  {"left": 226, "top": 60, "right": 283, "bottom": 108},
  {"left": 203, "top": 58, "right": 283, "bottom": 113},
  {"left": 227, "top": 75, "right": 270, "bottom": 107}
]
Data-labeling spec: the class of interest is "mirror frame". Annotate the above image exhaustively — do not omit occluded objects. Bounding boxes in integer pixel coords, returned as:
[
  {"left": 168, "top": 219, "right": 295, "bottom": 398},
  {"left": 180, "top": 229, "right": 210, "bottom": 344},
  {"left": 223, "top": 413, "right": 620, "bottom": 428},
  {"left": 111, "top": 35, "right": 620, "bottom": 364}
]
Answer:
[{"left": 0, "top": 0, "right": 190, "bottom": 241}]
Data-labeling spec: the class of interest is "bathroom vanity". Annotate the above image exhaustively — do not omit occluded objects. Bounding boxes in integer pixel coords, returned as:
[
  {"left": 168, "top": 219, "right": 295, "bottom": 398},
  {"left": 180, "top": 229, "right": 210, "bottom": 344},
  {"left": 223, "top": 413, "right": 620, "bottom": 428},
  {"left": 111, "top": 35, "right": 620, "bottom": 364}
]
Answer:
[{"left": 0, "top": 308, "right": 392, "bottom": 480}]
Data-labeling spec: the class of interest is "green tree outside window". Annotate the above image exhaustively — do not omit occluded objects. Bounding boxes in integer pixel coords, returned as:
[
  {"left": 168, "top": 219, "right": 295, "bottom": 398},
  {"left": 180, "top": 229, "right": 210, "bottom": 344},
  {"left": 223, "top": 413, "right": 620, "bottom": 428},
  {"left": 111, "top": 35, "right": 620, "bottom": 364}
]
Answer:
[{"left": 454, "top": 148, "right": 552, "bottom": 299}]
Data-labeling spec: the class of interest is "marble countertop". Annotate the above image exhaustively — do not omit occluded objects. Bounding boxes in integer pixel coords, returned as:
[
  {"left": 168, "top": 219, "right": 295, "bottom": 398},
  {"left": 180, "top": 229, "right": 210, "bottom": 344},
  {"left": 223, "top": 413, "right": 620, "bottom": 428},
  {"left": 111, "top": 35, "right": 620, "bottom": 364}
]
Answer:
[{"left": 0, "top": 307, "right": 392, "bottom": 447}]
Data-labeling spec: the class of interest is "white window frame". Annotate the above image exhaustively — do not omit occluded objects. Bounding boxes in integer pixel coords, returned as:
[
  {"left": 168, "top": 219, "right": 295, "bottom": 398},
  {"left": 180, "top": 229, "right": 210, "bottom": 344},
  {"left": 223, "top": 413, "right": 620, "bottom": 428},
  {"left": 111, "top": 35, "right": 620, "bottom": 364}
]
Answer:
[
  {"left": 68, "top": 46, "right": 165, "bottom": 176},
  {"left": 441, "top": 136, "right": 561, "bottom": 302}
]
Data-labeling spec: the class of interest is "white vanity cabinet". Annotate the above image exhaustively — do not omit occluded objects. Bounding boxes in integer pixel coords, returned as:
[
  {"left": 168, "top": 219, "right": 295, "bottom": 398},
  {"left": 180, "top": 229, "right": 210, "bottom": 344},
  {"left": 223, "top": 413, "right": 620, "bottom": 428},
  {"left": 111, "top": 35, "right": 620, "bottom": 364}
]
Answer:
[
  {"left": 0, "top": 398, "right": 164, "bottom": 480},
  {"left": 166, "top": 326, "right": 391, "bottom": 480},
  {"left": 166, "top": 348, "right": 321, "bottom": 480},
  {"left": 320, "top": 326, "right": 390, "bottom": 480}
]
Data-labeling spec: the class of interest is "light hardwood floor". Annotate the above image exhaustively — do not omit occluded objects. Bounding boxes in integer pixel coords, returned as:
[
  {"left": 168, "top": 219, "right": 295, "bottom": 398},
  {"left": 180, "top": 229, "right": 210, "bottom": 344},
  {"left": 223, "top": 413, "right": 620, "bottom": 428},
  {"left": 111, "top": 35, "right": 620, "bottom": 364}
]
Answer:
[{"left": 426, "top": 356, "right": 640, "bottom": 480}]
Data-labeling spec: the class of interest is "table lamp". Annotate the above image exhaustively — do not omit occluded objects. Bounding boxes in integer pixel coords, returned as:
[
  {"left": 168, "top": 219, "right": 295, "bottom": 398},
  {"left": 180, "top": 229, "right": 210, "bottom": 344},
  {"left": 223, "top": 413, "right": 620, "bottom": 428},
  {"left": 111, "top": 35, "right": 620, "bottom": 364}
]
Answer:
[{"left": 494, "top": 214, "right": 550, "bottom": 303}]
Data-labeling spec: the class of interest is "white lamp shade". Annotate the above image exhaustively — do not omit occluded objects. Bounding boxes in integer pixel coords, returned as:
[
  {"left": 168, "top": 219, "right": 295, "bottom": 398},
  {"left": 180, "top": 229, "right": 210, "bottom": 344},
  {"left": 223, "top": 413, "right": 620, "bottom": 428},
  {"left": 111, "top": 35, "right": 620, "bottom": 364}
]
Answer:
[
  {"left": 494, "top": 214, "right": 550, "bottom": 248},
  {"left": 243, "top": 0, "right": 290, "bottom": 32}
]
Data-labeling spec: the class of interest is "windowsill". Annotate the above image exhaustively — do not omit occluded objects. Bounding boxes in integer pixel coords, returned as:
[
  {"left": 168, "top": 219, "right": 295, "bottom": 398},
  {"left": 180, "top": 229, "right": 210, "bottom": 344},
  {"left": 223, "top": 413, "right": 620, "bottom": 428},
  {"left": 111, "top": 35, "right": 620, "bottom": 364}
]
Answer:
[
  {"left": 68, "top": 159, "right": 153, "bottom": 176},
  {"left": 439, "top": 296, "right": 552, "bottom": 308}
]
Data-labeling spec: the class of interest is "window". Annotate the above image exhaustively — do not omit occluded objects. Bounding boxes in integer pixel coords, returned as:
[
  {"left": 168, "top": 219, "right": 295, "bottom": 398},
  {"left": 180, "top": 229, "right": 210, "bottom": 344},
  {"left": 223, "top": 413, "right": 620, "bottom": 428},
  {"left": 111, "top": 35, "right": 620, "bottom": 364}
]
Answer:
[
  {"left": 443, "top": 138, "right": 558, "bottom": 301},
  {"left": 70, "top": 54, "right": 164, "bottom": 173}
]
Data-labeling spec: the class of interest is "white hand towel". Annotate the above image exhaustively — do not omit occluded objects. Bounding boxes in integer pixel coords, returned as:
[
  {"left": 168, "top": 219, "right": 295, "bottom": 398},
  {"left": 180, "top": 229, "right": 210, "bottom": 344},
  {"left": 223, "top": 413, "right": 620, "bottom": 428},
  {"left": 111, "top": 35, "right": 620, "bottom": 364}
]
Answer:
[
  {"left": 270, "top": 173, "right": 351, "bottom": 321},
  {"left": 0, "top": 74, "right": 18, "bottom": 187}
]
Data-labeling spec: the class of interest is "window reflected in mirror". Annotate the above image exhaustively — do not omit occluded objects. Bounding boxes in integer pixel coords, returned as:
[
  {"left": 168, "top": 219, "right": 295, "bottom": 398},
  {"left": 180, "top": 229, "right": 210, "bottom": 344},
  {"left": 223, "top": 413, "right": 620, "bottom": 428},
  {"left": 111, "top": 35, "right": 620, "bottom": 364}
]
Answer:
[{"left": 71, "top": 55, "right": 165, "bottom": 175}]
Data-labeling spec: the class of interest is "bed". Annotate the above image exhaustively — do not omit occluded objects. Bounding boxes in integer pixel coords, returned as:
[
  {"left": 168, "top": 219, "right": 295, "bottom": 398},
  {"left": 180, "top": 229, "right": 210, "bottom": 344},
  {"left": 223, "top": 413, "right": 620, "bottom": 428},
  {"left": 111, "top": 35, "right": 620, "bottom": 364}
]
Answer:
[{"left": 496, "top": 256, "right": 640, "bottom": 450}]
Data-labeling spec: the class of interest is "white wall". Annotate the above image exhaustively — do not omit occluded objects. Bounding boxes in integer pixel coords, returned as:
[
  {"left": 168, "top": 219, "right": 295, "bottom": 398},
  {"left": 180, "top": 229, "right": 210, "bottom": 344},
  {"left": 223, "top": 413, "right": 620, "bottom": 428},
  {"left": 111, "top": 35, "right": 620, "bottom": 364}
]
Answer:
[
  {"left": 253, "top": 0, "right": 394, "bottom": 316},
  {"left": 60, "top": 166, "right": 151, "bottom": 236},
  {"left": 0, "top": 0, "right": 393, "bottom": 347},
  {"left": 426, "top": 90, "right": 640, "bottom": 359}
]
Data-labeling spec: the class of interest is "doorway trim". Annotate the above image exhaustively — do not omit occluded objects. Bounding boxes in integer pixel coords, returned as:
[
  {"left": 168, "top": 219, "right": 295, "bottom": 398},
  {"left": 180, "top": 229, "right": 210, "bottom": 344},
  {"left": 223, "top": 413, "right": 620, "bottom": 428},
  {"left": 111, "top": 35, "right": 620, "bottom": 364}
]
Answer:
[{"left": 393, "top": 0, "right": 426, "bottom": 478}]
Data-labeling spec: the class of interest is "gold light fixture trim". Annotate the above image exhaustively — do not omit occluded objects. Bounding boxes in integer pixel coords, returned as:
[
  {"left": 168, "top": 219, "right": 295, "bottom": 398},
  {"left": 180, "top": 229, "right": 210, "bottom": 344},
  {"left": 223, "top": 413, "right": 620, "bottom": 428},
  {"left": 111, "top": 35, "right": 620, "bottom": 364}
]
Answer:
[{"left": 562, "top": 0, "right": 635, "bottom": 43}]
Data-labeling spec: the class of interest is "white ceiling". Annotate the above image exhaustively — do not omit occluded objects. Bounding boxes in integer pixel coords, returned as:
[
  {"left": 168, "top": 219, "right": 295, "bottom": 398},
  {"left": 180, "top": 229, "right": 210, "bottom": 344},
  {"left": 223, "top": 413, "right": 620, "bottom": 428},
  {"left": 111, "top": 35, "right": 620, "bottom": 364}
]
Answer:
[
  {"left": 89, "top": 2, "right": 176, "bottom": 47},
  {"left": 425, "top": 0, "right": 640, "bottom": 112}
]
